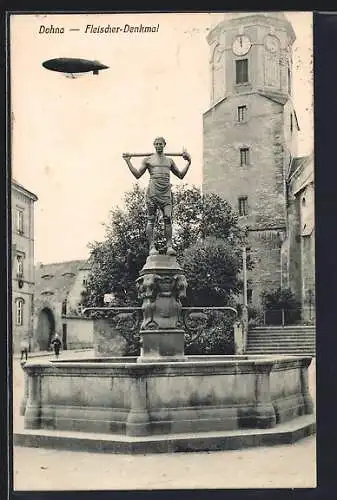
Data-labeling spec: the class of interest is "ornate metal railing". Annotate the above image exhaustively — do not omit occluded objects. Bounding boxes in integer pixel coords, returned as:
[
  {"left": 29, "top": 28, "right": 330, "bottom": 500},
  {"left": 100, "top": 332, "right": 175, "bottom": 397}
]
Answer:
[
  {"left": 83, "top": 307, "right": 142, "bottom": 346},
  {"left": 249, "top": 307, "right": 316, "bottom": 327},
  {"left": 182, "top": 307, "right": 237, "bottom": 344},
  {"left": 83, "top": 306, "right": 237, "bottom": 346}
]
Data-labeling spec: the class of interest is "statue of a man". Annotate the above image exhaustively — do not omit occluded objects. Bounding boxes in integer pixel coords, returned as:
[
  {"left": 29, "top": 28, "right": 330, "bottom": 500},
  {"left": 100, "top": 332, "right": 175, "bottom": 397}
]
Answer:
[{"left": 123, "top": 137, "right": 191, "bottom": 256}]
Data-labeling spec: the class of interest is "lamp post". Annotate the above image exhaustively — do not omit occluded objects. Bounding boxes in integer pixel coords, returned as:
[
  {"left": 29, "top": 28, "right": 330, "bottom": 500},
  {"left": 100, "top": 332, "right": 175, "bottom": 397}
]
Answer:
[{"left": 242, "top": 246, "right": 249, "bottom": 351}]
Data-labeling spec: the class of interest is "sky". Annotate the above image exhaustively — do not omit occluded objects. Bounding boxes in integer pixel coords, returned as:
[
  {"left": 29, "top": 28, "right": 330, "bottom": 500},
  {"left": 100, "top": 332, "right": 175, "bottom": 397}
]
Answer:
[{"left": 10, "top": 12, "right": 313, "bottom": 264}]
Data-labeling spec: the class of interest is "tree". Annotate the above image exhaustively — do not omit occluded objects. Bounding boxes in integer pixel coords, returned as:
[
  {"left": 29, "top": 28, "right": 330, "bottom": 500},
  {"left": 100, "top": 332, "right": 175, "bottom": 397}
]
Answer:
[
  {"left": 83, "top": 184, "right": 249, "bottom": 309},
  {"left": 261, "top": 287, "right": 301, "bottom": 325},
  {"left": 182, "top": 237, "right": 243, "bottom": 307}
]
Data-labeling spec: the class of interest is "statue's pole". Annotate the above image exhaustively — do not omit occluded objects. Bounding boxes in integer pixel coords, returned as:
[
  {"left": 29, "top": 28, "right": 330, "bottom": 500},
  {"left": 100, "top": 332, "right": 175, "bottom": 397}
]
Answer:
[{"left": 123, "top": 153, "right": 184, "bottom": 157}]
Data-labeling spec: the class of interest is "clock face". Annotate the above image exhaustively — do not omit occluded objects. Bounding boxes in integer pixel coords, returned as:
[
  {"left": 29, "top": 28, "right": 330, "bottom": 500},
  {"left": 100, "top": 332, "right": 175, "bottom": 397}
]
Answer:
[
  {"left": 265, "top": 35, "right": 279, "bottom": 53},
  {"left": 232, "top": 35, "right": 251, "bottom": 56}
]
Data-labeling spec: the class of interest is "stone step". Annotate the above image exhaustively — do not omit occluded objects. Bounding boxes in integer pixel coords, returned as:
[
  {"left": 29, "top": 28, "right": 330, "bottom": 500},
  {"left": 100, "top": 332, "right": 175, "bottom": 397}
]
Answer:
[
  {"left": 247, "top": 344, "right": 315, "bottom": 350},
  {"left": 246, "top": 325, "right": 316, "bottom": 356},
  {"left": 248, "top": 340, "right": 315, "bottom": 344},
  {"left": 250, "top": 325, "right": 315, "bottom": 328},
  {"left": 249, "top": 335, "right": 315, "bottom": 340},
  {"left": 246, "top": 349, "right": 316, "bottom": 355},
  {"left": 250, "top": 328, "right": 315, "bottom": 333},
  {"left": 249, "top": 330, "right": 316, "bottom": 335},
  {"left": 246, "top": 353, "right": 316, "bottom": 357},
  {"left": 247, "top": 345, "right": 316, "bottom": 350},
  {"left": 248, "top": 335, "right": 315, "bottom": 340},
  {"left": 251, "top": 325, "right": 315, "bottom": 328},
  {"left": 248, "top": 336, "right": 315, "bottom": 340},
  {"left": 250, "top": 340, "right": 316, "bottom": 344},
  {"left": 246, "top": 346, "right": 316, "bottom": 352},
  {"left": 247, "top": 340, "right": 316, "bottom": 345}
]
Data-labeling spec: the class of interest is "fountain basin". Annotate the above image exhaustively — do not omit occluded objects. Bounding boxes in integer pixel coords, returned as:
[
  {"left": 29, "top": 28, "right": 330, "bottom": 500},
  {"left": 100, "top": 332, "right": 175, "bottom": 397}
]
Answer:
[{"left": 22, "top": 355, "right": 314, "bottom": 438}]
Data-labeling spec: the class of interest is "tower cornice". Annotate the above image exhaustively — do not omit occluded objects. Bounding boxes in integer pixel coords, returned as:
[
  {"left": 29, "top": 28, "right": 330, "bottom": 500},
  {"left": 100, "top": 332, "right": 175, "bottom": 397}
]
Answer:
[{"left": 207, "top": 13, "right": 296, "bottom": 46}]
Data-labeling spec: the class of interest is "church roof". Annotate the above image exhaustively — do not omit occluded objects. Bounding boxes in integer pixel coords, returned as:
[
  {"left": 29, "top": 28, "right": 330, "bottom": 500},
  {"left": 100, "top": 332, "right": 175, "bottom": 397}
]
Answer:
[
  {"left": 257, "top": 90, "right": 289, "bottom": 106},
  {"left": 35, "top": 259, "right": 88, "bottom": 301},
  {"left": 12, "top": 178, "right": 38, "bottom": 201},
  {"left": 288, "top": 154, "right": 313, "bottom": 181},
  {"left": 203, "top": 89, "right": 290, "bottom": 116}
]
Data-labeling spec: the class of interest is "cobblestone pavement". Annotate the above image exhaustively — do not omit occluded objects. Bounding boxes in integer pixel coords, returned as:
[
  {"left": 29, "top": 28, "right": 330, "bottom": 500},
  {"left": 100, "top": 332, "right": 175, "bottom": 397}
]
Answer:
[{"left": 11, "top": 352, "right": 316, "bottom": 491}]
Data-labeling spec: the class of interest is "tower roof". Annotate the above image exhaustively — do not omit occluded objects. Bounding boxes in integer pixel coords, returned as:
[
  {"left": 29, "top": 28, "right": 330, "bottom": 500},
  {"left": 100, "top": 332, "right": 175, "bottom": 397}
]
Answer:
[
  {"left": 207, "top": 11, "right": 296, "bottom": 45},
  {"left": 223, "top": 12, "right": 288, "bottom": 22}
]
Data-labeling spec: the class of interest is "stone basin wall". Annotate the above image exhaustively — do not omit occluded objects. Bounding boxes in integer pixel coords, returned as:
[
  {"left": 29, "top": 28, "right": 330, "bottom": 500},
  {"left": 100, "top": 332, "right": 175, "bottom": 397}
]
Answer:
[{"left": 22, "top": 356, "right": 314, "bottom": 437}]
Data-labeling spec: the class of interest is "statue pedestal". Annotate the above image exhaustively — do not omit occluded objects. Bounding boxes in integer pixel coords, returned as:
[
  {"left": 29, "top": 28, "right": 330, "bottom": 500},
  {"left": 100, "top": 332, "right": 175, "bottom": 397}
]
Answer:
[
  {"left": 136, "top": 255, "right": 187, "bottom": 363},
  {"left": 138, "top": 330, "right": 186, "bottom": 362}
]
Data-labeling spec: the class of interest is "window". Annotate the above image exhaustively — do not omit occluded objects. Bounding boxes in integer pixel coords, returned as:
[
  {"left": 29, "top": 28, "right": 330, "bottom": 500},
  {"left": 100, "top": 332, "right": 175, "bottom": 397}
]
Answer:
[
  {"left": 240, "top": 147, "right": 250, "bottom": 166},
  {"left": 237, "top": 105, "right": 247, "bottom": 122},
  {"left": 236, "top": 59, "right": 248, "bottom": 84},
  {"left": 238, "top": 196, "right": 248, "bottom": 216},
  {"left": 15, "top": 298, "right": 24, "bottom": 326},
  {"left": 290, "top": 113, "right": 293, "bottom": 133},
  {"left": 82, "top": 278, "right": 87, "bottom": 287},
  {"left": 288, "top": 66, "right": 291, "bottom": 95},
  {"left": 16, "top": 254, "right": 24, "bottom": 278},
  {"left": 62, "top": 299, "right": 67, "bottom": 315},
  {"left": 16, "top": 208, "right": 24, "bottom": 234}
]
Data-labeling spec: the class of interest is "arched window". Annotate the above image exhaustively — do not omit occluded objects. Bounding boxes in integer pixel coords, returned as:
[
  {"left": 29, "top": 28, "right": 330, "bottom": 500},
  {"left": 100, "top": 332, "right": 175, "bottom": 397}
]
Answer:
[
  {"left": 15, "top": 298, "right": 24, "bottom": 326},
  {"left": 16, "top": 254, "right": 24, "bottom": 278}
]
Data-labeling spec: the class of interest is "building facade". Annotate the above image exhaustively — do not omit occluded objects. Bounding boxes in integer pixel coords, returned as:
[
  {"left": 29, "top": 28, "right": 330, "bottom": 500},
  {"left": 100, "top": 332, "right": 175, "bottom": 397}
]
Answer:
[
  {"left": 202, "top": 13, "right": 314, "bottom": 317},
  {"left": 12, "top": 180, "right": 38, "bottom": 352},
  {"left": 33, "top": 259, "right": 92, "bottom": 350},
  {"left": 287, "top": 154, "right": 315, "bottom": 321}
]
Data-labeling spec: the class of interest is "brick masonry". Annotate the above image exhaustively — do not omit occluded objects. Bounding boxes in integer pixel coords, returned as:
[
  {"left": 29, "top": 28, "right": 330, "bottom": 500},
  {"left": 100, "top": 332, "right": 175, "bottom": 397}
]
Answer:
[{"left": 202, "top": 13, "right": 313, "bottom": 310}]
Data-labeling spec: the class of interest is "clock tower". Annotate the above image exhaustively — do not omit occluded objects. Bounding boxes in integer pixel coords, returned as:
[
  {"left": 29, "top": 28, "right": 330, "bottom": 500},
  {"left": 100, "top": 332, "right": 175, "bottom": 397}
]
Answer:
[{"left": 203, "top": 12, "right": 299, "bottom": 306}]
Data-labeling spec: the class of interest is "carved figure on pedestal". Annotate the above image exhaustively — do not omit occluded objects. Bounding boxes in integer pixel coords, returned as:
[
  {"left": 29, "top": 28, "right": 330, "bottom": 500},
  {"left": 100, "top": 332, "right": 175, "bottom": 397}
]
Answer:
[
  {"left": 136, "top": 274, "right": 161, "bottom": 330},
  {"left": 173, "top": 274, "right": 188, "bottom": 327}
]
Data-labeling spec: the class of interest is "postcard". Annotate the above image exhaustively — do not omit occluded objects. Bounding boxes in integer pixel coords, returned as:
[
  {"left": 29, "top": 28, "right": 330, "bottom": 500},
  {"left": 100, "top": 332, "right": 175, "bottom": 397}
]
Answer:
[{"left": 10, "top": 11, "right": 315, "bottom": 491}]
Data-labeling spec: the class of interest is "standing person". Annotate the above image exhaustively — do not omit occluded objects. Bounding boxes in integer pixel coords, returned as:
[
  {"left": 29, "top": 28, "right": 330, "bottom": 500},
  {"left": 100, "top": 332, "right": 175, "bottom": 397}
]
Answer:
[
  {"left": 51, "top": 333, "right": 62, "bottom": 359},
  {"left": 20, "top": 338, "right": 29, "bottom": 362},
  {"left": 123, "top": 137, "right": 191, "bottom": 256}
]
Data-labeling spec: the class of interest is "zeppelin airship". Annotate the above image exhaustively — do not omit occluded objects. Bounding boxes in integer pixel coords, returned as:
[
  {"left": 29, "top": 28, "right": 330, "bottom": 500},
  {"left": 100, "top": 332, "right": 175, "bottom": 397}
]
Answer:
[{"left": 42, "top": 57, "right": 109, "bottom": 76}]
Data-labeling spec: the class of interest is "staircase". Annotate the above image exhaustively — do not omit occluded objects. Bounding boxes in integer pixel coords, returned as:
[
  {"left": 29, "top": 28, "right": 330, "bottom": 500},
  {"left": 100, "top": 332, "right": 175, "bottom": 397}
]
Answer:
[{"left": 246, "top": 325, "right": 316, "bottom": 356}]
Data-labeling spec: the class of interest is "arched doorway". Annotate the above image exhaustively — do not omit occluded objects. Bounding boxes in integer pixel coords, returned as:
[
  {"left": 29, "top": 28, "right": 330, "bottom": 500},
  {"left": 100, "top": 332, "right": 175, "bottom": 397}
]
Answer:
[{"left": 36, "top": 307, "right": 55, "bottom": 350}]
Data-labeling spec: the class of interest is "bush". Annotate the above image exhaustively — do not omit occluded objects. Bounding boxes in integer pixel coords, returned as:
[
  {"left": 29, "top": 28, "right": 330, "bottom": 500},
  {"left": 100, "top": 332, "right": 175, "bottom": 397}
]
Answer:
[
  {"left": 261, "top": 288, "right": 301, "bottom": 325},
  {"left": 248, "top": 306, "right": 264, "bottom": 327},
  {"left": 184, "top": 310, "right": 235, "bottom": 355}
]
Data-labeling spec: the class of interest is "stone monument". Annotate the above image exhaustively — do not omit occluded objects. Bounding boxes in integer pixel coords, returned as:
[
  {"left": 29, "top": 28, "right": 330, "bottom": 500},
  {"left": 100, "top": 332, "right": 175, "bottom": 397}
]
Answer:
[
  {"left": 17, "top": 138, "right": 315, "bottom": 453},
  {"left": 123, "top": 137, "right": 191, "bottom": 361},
  {"left": 136, "top": 255, "right": 188, "bottom": 361}
]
